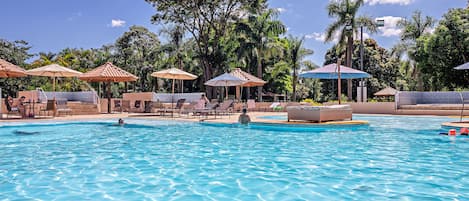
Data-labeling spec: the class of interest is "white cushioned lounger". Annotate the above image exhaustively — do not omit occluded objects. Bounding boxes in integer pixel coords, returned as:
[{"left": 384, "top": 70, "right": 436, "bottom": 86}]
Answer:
[{"left": 286, "top": 105, "right": 352, "bottom": 123}]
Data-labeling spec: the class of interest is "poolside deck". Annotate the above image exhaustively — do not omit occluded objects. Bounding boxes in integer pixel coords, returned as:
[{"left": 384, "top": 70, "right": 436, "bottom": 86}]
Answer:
[{"left": 0, "top": 112, "right": 368, "bottom": 126}]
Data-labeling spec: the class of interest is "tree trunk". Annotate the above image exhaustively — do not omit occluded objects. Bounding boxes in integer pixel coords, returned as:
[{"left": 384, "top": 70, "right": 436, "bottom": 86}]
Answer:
[
  {"left": 257, "top": 57, "right": 263, "bottom": 102},
  {"left": 292, "top": 67, "right": 297, "bottom": 102},
  {"left": 346, "top": 35, "right": 353, "bottom": 101}
]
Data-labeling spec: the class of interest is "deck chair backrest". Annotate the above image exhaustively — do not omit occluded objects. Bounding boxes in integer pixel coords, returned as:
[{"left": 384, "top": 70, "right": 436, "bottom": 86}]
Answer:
[
  {"left": 175, "top": 99, "right": 186, "bottom": 109},
  {"left": 56, "top": 99, "right": 68, "bottom": 109},
  {"left": 219, "top": 100, "right": 234, "bottom": 110},
  {"left": 247, "top": 99, "right": 256, "bottom": 109},
  {"left": 206, "top": 102, "right": 219, "bottom": 110},
  {"left": 46, "top": 100, "right": 56, "bottom": 110},
  {"left": 134, "top": 100, "right": 141, "bottom": 108},
  {"left": 114, "top": 100, "right": 121, "bottom": 107},
  {"left": 4, "top": 98, "right": 12, "bottom": 112},
  {"left": 195, "top": 99, "right": 206, "bottom": 110}
]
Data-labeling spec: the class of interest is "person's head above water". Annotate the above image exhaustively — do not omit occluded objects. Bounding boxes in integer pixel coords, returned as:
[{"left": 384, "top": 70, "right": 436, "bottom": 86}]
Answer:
[
  {"left": 118, "top": 118, "right": 124, "bottom": 125},
  {"left": 242, "top": 108, "right": 247, "bottom": 114}
]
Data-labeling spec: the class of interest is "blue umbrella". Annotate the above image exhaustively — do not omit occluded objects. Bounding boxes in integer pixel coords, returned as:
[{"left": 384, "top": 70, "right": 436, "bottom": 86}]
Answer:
[
  {"left": 300, "top": 63, "right": 371, "bottom": 79},
  {"left": 454, "top": 62, "right": 469, "bottom": 70}
]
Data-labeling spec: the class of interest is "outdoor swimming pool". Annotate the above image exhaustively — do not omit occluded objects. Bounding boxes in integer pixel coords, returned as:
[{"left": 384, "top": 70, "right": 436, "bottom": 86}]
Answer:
[{"left": 1, "top": 115, "right": 469, "bottom": 200}]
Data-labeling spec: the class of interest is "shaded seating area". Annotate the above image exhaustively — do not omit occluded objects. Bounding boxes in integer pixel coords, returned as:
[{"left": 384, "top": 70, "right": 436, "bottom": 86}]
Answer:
[
  {"left": 287, "top": 105, "right": 352, "bottom": 123},
  {"left": 56, "top": 99, "right": 72, "bottom": 116},
  {"left": 40, "top": 100, "right": 56, "bottom": 117},
  {"left": 157, "top": 99, "right": 186, "bottom": 116},
  {"left": 4, "top": 98, "right": 22, "bottom": 118}
]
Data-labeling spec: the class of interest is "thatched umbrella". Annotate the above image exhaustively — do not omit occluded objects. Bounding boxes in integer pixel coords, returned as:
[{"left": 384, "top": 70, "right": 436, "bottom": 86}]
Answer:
[
  {"left": 230, "top": 68, "right": 266, "bottom": 100},
  {"left": 0, "top": 59, "right": 27, "bottom": 118},
  {"left": 26, "top": 64, "right": 82, "bottom": 91},
  {"left": 374, "top": 87, "right": 398, "bottom": 97},
  {"left": 79, "top": 62, "right": 138, "bottom": 113}
]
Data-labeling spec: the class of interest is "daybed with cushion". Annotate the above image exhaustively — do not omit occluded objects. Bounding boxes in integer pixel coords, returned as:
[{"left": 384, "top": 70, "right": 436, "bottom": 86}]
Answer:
[{"left": 287, "top": 105, "right": 352, "bottom": 123}]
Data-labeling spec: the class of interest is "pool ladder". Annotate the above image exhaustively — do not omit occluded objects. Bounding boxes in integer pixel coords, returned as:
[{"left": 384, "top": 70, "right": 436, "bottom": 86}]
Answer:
[{"left": 459, "top": 92, "right": 469, "bottom": 122}]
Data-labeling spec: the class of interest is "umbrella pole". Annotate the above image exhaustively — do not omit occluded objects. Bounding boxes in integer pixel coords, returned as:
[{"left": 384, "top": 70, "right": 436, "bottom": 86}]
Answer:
[
  {"left": 53, "top": 76, "right": 56, "bottom": 91},
  {"left": 107, "top": 81, "right": 111, "bottom": 114},
  {"left": 337, "top": 59, "right": 342, "bottom": 105},
  {"left": 171, "top": 79, "right": 175, "bottom": 109},
  {"left": 225, "top": 86, "right": 228, "bottom": 100},
  {"left": 0, "top": 88, "right": 2, "bottom": 119}
]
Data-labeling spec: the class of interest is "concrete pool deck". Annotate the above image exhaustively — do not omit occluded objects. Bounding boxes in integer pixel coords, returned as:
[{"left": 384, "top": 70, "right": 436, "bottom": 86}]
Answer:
[{"left": 0, "top": 112, "right": 368, "bottom": 125}]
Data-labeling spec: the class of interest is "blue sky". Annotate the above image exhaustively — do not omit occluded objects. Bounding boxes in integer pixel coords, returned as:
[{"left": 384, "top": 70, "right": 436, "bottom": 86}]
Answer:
[{"left": 0, "top": 0, "right": 467, "bottom": 65}]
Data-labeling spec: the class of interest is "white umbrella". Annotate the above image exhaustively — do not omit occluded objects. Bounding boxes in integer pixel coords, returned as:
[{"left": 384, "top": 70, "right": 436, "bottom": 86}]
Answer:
[
  {"left": 27, "top": 64, "right": 82, "bottom": 91},
  {"left": 151, "top": 68, "right": 198, "bottom": 94},
  {"left": 151, "top": 68, "right": 198, "bottom": 108},
  {"left": 205, "top": 73, "right": 246, "bottom": 99}
]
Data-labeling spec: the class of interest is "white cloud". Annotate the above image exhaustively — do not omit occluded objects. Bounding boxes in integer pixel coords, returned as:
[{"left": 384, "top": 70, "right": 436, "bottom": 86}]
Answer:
[
  {"left": 305, "top": 32, "right": 327, "bottom": 42},
  {"left": 364, "top": 0, "right": 413, "bottom": 5},
  {"left": 275, "top": 7, "right": 287, "bottom": 13},
  {"left": 111, "top": 19, "right": 126, "bottom": 27},
  {"left": 376, "top": 16, "right": 403, "bottom": 37},
  {"left": 305, "top": 31, "right": 369, "bottom": 43}
]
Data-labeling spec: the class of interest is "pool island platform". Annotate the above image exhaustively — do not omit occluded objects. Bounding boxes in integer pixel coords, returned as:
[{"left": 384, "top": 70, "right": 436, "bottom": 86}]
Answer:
[
  {"left": 441, "top": 121, "right": 469, "bottom": 128},
  {"left": 0, "top": 112, "right": 369, "bottom": 126}
]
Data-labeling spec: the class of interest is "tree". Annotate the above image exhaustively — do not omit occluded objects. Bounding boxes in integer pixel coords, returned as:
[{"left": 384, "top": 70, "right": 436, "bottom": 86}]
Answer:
[
  {"left": 282, "top": 36, "right": 313, "bottom": 101},
  {"left": 146, "top": 0, "right": 265, "bottom": 98},
  {"left": 325, "top": 0, "right": 377, "bottom": 100},
  {"left": 235, "top": 9, "right": 286, "bottom": 100},
  {"left": 414, "top": 8, "right": 469, "bottom": 91},
  {"left": 395, "top": 10, "right": 435, "bottom": 91},
  {"left": 115, "top": 25, "right": 161, "bottom": 92},
  {"left": 0, "top": 39, "right": 32, "bottom": 97},
  {"left": 324, "top": 39, "right": 400, "bottom": 99}
]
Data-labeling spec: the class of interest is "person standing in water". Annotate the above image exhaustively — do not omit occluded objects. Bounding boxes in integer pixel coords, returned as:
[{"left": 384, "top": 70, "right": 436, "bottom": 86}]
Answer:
[{"left": 238, "top": 108, "right": 251, "bottom": 124}]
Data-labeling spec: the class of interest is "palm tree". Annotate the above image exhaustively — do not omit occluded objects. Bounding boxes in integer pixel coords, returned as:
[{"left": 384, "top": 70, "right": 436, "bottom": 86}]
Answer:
[
  {"left": 235, "top": 9, "right": 286, "bottom": 101},
  {"left": 284, "top": 36, "right": 313, "bottom": 101},
  {"left": 325, "top": 0, "right": 377, "bottom": 100},
  {"left": 395, "top": 10, "right": 435, "bottom": 91}
]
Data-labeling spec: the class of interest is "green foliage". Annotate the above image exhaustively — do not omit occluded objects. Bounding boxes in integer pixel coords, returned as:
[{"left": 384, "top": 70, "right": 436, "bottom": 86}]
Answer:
[
  {"left": 302, "top": 99, "right": 323, "bottom": 106},
  {"left": 324, "top": 39, "right": 399, "bottom": 101},
  {"left": 415, "top": 8, "right": 469, "bottom": 91}
]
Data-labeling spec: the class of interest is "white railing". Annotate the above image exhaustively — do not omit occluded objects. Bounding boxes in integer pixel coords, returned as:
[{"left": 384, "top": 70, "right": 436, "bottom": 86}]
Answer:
[
  {"left": 83, "top": 82, "right": 100, "bottom": 105},
  {"left": 36, "top": 88, "right": 48, "bottom": 103}
]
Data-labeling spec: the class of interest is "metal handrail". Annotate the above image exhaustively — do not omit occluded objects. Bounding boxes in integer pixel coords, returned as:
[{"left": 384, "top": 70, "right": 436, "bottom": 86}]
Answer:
[
  {"left": 459, "top": 92, "right": 464, "bottom": 122},
  {"left": 83, "top": 82, "right": 100, "bottom": 105},
  {"left": 36, "top": 88, "right": 48, "bottom": 103}
]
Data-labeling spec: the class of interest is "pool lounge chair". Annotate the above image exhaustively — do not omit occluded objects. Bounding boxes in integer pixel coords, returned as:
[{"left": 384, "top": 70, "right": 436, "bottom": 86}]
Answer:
[
  {"left": 247, "top": 99, "right": 257, "bottom": 111},
  {"left": 40, "top": 100, "right": 57, "bottom": 117},
  {"left": 131, "top": 100, "right": 142, "bottom": 113},
  {"left": 158, "top": 99, "right": 186, "bottom": 117},
  {"left": 56, "top": 99, "right": 72, "bottom": 116},
  {"left": 4, "top": 98, "right": 21, "bottom": 118},
  {"left": 287, "top": 105, "right": 352, "bottom": 123},
  {"left": 216, "top": 100, "right": 234, "bottom": 116},
  {"left": 113, "top": 99, "right": 122, "bottom": 113},
  {"left": 122, "top": 100, "right": 130, "bottom": 112},
  {"left": 192, "top": 102, "right": 219, "bottom": 118}
]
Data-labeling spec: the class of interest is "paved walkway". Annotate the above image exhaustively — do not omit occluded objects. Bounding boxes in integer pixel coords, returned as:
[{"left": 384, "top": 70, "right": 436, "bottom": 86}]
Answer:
[{"left": 0, "top": 112, "right": 368, "bottom": 125}]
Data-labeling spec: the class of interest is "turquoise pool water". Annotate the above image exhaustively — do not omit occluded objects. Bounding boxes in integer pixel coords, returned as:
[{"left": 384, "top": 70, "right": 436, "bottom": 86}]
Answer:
[{"left": 1, "top": 115, "right": 469, "bottom": 200}]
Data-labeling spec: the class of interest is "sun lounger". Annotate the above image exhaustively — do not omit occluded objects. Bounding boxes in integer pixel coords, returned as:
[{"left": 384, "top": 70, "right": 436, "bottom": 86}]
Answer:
[
  {"left": 158, "top": 99, "right": 186, "bottom": 116},
  {"left": 113, "top": 99, "right": 122, "bottom": 113},
  {"left": 56, "top": 99, "right": 72, "bottom": 116},
  {"left": 40, "top": 100, "right": 57, "bottom": 117},
  {"left": 216, "top": 100, "right": 234, "bottom": 116},
  {"left": 287, "top": 105, "right": 352, "bottom": 123},
  {"left": 4, "top": 98, "right": 21, "bottom": 118}
]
